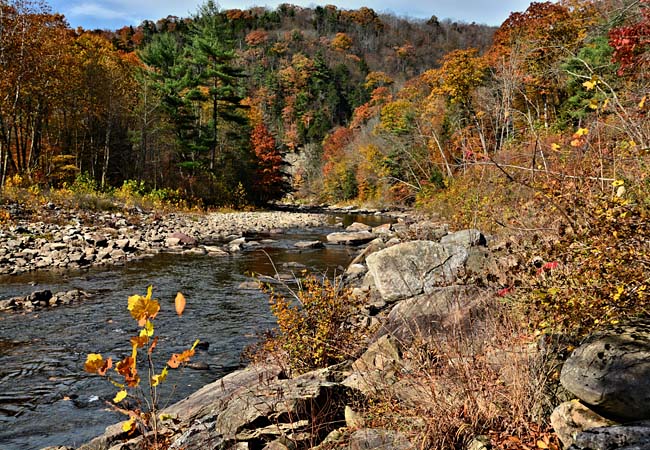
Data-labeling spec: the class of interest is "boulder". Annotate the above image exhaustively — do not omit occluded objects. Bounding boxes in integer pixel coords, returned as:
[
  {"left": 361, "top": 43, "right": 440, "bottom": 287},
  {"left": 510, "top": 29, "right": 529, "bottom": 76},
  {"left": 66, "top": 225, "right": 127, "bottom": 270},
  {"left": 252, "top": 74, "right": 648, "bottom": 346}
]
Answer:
[
  {"left": 348, "top": 429, "right": 415, "bottom": 450},
  {"left": 168, "top": 367, "right": 350, "bottom": 449},
  {"left": 326, "top": 231, "right": 376, "bottom": 246},
  {"left": 343, "top": 335, "right": 402, "bottom": 395},
  {"left": 551, "top": 401, "right": 617, "bottom": 448},
  {"left": 372, "top": 223, "right": 393, "bottom": 235},
  {"left": 560, "top": 321, "right": 650, "bottom": 421},
  {"left": 571, "top": 421, "right": 650, "bottom": 450},
  {"left": 346, "top": 222, "right": 372, "bottom": 232},
  {"left": 168, "top": 232, "right": 197, "bottom": 246},
  {"left": 378, "top": 285, "right": 483, "bottom": 343},
  {"left": 365, "top": 241, "right": 469, "bottom": 303},
  {"left": 439, "top": 229, "right": 486, "bottom": 247}
]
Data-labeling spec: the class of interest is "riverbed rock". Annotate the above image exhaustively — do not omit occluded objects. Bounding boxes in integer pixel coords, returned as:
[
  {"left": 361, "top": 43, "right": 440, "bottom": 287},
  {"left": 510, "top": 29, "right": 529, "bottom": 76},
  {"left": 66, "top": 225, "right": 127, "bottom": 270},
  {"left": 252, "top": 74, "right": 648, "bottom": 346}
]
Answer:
[
  {"left": 570, "top": 421, "right": 650, "bottom": 450},
  {"left": 167, "top": 366, "right": 351, "bottom": 449},
  {"left": 551, "top": 401, "right": 617, "bottom": 448},
  {"left": 346, "top": 222, "right": 372, "bottom": 232},
  {"left": 326, "top": 230, "right": 376, "bottom": 246},
  {"left": 365, "top": 241, "right": 469, "bottom": 303},
  {"left": 295, "top": 240, "right": 324, "bottom": 249},
  {"left": 439, "top": 229, "right": 486, "bottom": 247},
  {"left": 378, "top": 285, "right": 483, "bottom": 343},
  {"left": 560, "top": 321, "right": 650, "bottom": 421}
]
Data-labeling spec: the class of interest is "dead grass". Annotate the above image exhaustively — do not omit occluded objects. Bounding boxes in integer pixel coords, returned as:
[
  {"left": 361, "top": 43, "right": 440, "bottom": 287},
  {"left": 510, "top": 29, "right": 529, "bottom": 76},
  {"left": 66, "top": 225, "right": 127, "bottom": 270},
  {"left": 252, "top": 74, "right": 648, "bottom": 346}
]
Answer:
[{"left": 360, "top": 298, "right": 562, "bottom": 450}]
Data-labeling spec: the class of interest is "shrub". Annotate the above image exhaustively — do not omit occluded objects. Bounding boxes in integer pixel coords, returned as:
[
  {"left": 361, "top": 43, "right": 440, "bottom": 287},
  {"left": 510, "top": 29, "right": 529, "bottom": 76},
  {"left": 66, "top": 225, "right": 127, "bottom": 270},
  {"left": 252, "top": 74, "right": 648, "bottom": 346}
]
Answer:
[{"left": 256, "top": 274, "right": 366, "bottom": 375}]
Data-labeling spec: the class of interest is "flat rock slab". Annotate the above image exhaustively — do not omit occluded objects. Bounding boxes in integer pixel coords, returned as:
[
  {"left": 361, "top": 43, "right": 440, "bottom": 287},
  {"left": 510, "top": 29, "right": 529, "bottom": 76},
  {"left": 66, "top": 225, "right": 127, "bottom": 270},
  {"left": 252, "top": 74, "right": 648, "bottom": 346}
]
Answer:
[
  {"left": 295, "top": 240, "right": 324, "bottom": 249},
  {"left": 379, "top": 285, "right": 482, "bottom": 343},
  {"left": 561, "top": 321, "right": 650, "bottom": 421},
  {"left": 326, "top": 231, "right": 376, "bottom": 246},
  {"left": 571, "top": 421, "right": 650, "bottom": 450}
]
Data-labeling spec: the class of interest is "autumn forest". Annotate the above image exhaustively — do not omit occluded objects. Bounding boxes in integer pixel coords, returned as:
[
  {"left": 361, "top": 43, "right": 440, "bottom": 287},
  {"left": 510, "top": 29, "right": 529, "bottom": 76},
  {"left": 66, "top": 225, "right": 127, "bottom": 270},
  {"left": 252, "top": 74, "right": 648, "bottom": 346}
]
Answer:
[{"left": 0, "top": 0, "right": 648, "bottom": 215}]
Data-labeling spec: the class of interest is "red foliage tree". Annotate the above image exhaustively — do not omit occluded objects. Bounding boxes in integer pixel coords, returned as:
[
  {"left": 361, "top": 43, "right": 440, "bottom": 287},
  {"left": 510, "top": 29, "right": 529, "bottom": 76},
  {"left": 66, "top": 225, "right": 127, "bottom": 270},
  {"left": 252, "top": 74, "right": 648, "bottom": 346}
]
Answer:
[
  {"left": 251, "top": 122, "right": 288, "bottom": 203},
  {"left": 609, "top": 0, "right": 650, "bottom": 75}
]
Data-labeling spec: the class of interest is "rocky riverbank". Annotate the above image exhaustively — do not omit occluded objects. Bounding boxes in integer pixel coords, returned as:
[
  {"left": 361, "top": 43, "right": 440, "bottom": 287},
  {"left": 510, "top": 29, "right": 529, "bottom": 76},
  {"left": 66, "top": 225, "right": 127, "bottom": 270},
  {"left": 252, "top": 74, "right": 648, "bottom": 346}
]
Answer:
[
  {"left": 53, "top": 217, "right": 527, "bottom": 450},
  {"left": 0, "top": 207, "right": 334, "bottom": 278},
  {"left": 48, "top": 210, "right": 650, "bottom": 450}
]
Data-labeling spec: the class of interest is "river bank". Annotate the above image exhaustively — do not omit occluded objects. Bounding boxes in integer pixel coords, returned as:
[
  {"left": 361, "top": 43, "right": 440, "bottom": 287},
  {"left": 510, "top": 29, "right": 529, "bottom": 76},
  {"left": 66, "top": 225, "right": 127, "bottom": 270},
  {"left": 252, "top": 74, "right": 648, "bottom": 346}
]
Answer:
[
  {"left": 1, "top": 207, "right": 401, "bottom": 450},
  {"left": 0, "top": 205, "right": 334, "bottom": 277}
]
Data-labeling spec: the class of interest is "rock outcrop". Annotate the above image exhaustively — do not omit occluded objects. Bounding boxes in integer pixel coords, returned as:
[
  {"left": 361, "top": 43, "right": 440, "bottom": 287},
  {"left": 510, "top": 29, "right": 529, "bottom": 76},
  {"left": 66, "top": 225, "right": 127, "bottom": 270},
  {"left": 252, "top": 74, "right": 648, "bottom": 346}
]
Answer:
[{"left": 551, "top": 320, "right": 650, "bottom": 449}]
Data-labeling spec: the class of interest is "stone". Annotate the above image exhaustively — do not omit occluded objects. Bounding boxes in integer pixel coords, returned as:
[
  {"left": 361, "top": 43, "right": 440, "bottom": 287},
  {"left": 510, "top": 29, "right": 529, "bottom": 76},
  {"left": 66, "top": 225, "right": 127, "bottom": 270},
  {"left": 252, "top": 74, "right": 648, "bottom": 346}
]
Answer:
[
  {"left": 378, "top": 285, "right": 482, "bottom": 343},
  {"left": 439, "top": 229, "right": 486, "bottom": 247},
  {"left": 165, "top": 237, "right": 182, "bottom": 247},
  {"left": 560, "top": 321, "right": 650, "bottom": 421},
  {"left": 365, "top": 241, "right": 469, "bottom": 303},
  {"left": 326, "top": 231, "right": 376, "bottom": 246},
  {"left": 346, "top": 264, "right": 367, "bottom": 276},
  {"left": 114, "top": 239, "right": 130, "bottom": 250},
  {"left": 343, "top": 335, "right": 402, "bottom": 395},
  {"left": 294, "top": 240, "right": 324, "bottom": 249},
  {"left": 167, "top": 367, "right": 350, "bottom": 449},
  {"left": 348, "top": 429, "right": 415, "bottom": 450},
  {"left": 85, "top": 233, "right": 108, "bottom": 247},
  {"left": 203, "top": 246, "right": 228, "bottom": 256},
  {"left": 571, "top": 421, "right": 650, "bottom": 450},
  {"left": 345, "top": 405, "right": 365, "bottom": 429},
  {"left": 551, "top": 401, "right": 617, "bottom": 448},
  {"left": 168, "top": 232, "right": 197, "bottom": 246},
  {"left": 372, "top": 223, "right": 393, "bottom": 235},
  {"left": 346, "top": 222, "right": 372, "bottom": 232}
]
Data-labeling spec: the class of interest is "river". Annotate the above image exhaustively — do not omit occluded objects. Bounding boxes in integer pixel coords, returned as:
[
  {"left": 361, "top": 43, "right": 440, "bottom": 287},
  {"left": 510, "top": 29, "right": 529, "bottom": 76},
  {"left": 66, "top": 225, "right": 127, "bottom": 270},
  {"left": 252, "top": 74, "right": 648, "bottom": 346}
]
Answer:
[{"left": 0, "top": 214, "right": 385, "bottom": 449}]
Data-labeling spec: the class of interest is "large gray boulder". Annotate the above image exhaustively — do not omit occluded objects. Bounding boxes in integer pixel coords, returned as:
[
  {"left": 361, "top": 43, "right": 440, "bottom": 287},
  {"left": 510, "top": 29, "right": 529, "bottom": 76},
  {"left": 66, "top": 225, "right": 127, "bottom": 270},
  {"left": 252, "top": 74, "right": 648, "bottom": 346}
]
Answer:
[
  {"left": 440, "top": 229, "right": 486, "bottom": 247},
  {"left": 560, "top": 321, "right": 650, "bottom": 421},
  {"left": 365, "top": 241, "right": 469, "bottom": 303}
]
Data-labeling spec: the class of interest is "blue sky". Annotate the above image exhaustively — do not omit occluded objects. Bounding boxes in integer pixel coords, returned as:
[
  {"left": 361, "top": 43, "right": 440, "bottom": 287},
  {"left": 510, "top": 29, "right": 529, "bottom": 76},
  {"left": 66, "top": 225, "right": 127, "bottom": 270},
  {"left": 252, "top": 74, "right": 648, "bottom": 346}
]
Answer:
[{"left": 48, "top": 0, "right": 536, "bottom": 30}]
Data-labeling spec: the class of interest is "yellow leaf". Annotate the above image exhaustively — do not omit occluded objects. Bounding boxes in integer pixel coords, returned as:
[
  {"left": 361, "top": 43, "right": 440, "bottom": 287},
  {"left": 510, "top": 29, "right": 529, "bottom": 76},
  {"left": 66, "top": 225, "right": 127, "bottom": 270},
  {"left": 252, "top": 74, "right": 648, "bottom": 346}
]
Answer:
[
  {"left": 640, "top": 95, "right": 647, "bottom": 109},
  {"left": 113, "top": 390, "right": 127, "bottom": 403},
  {"left": 588, "top": 98, "right": 599, "bottom": 110},
  {"left": 139, "top": 320, "right": 154, "bottom": 337},
  {"left": 537, "top": 440, "right": 549, "bottom": 449},
  {"left": 128, "top": 286, "right": 160, "bottom": 326},
  {"left": 570, "top": 139, "right": 583, "bottom": 147},
  {"left": 85, "top": 353, "right": 112, "bottom": 376},
  {"left": 151, "top": 366, "right": 168, "bottom": 387},
  {"left": 159, "top": 413, "right": 176, "bottom": 421},
  {"left": 574, "top": 127, "right": 589, "bottom": 137},
  {"left": 122, "top": 417, "right": 136, "bottom": 433},
  {"left": 175, "top": 292, "right": 186, "bottom": 316},
  {"left": 582, "top": 79, "right": 597, "bottom": 90},
  {"left": 612, "top": 179, "right": 625, "bottom": 187},
  {"left": 551, "top": 143, "right": 561, "bottom": 151}
]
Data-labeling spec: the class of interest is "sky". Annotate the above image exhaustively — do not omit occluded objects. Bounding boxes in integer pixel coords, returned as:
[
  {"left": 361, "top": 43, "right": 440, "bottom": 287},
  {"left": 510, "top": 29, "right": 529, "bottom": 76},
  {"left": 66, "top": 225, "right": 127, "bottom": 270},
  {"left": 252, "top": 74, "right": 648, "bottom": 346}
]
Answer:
[{"left": 47, "top": 0, "right": 537, "bottom": 30}]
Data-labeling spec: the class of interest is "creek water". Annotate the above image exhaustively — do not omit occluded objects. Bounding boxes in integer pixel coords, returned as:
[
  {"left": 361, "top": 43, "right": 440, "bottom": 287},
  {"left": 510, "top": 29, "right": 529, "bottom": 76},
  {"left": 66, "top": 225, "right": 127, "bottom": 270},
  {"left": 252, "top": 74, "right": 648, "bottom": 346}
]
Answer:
[{"left": 0, "top": 214, "right": 386, "bottom": 450}]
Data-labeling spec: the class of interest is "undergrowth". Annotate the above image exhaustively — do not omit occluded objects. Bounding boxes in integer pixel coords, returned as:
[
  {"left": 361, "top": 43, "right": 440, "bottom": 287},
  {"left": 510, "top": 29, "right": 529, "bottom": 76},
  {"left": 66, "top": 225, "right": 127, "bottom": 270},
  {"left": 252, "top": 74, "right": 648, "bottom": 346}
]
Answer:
[{"left": 246, "top": 273, "right": 367, "bottom": 376}]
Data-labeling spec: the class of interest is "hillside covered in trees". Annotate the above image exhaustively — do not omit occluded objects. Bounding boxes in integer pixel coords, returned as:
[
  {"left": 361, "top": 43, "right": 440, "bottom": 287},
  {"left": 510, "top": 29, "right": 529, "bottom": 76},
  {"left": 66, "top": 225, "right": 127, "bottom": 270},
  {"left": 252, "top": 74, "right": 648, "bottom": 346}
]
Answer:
[{"left": 0, "top": 0, "right": 494, "bottom": 206}]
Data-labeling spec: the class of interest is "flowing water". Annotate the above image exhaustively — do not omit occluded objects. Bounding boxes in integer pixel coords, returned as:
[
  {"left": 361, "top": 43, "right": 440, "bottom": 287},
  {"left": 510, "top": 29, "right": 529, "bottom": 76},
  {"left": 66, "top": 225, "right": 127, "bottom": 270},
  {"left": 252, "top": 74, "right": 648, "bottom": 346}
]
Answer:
[{"left": 0, "top": 214, "right": 386, "bottom": 450}]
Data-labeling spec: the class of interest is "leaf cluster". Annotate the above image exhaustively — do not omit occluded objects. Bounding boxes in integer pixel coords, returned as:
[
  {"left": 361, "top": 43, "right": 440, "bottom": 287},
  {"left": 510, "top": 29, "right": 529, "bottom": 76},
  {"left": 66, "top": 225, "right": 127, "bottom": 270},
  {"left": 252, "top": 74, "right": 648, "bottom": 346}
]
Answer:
[{"left": 84, "top": 287, "right": 197, "bottom": 446}]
